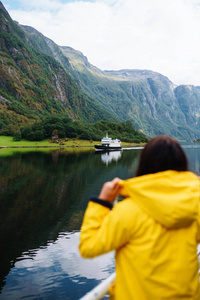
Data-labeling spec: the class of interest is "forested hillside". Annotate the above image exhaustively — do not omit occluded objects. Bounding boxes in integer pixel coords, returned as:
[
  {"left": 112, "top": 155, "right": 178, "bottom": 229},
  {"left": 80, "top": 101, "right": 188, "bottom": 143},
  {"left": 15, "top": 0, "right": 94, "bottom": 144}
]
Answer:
[{"left": 18, "top": 116, "right": 148, "bottom": 143}]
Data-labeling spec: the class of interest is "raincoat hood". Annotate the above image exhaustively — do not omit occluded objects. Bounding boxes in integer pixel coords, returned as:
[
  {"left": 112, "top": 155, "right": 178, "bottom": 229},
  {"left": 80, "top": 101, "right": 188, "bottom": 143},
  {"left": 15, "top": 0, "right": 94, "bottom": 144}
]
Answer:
[{"left": 119, "top": 170, "right": 200, "bottom": 229}]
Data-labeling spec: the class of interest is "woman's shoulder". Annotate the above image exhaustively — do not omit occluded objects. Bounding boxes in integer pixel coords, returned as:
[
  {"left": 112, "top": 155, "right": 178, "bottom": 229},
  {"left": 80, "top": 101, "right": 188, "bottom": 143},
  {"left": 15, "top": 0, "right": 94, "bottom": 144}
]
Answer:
[
  {"left": 114, "top": 197, "right": 143, "bottom": 212},
  {"left": 114, "top": 197, "right": 166, "bottom": 236},
  {"left": 113, "top": 198, "right": 150, "bottom": 228}
]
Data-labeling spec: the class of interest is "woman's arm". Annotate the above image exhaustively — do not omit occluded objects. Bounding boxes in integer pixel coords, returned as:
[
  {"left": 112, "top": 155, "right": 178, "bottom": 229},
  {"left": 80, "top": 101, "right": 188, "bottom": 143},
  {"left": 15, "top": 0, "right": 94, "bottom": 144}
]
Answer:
[{"left": 79, "top": 178, "right": 133, "bottom": 258}]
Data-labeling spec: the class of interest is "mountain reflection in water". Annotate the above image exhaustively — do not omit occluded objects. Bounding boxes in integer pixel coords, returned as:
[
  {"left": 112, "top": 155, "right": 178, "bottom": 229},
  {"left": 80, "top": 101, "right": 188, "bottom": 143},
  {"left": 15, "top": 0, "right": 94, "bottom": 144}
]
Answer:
[
  {"left": 0, "top": 145, "right": 199, "bottom": 299},
  {"left": 0, "top": 148, "right": 139, "bottom": 299}
]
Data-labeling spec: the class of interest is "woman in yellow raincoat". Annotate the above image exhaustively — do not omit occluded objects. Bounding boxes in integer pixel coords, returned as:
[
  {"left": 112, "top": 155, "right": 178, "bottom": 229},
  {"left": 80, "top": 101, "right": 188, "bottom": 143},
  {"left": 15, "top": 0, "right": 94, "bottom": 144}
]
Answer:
[{"left": 79, "top": 136, "right": 200, "bottom": 300}]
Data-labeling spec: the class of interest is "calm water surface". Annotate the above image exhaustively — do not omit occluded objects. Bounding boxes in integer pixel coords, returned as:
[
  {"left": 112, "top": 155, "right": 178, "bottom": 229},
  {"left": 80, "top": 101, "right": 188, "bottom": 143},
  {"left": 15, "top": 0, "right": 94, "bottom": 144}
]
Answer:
[{"left": 0, "top": 145, "right": 199, "bottom": 299}]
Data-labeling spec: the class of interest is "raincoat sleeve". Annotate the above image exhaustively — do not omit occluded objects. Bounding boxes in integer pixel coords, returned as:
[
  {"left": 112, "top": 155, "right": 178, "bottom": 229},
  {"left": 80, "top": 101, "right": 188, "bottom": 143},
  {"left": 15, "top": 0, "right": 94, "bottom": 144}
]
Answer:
[{"left": 79, "top": 200, "right": 136, "bottom": 258}]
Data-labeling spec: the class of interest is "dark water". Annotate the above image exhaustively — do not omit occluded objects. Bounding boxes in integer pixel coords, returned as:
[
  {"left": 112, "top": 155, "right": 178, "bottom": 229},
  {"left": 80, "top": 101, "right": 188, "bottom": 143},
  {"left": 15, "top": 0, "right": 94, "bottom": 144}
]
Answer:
[{"left": 0, "top": 145, "right": 199, "bottom": 299}]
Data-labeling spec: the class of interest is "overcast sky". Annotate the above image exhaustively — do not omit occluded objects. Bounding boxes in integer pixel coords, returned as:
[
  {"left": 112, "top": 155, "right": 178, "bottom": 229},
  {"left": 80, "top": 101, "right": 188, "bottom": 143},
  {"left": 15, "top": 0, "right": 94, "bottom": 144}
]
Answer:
[{"left": 4, "top": 0, "right": 200, "bottom": 86}]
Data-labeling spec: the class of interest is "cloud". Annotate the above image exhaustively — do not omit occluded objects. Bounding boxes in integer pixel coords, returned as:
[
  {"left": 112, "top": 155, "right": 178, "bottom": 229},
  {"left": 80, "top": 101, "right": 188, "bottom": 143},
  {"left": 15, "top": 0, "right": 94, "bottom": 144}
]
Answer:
[
  {"left": 7, "top": 0, "right": 200, "bottom": 85},
  {"left": 17, "top": 0, "right": 63, "bottom": 10}
]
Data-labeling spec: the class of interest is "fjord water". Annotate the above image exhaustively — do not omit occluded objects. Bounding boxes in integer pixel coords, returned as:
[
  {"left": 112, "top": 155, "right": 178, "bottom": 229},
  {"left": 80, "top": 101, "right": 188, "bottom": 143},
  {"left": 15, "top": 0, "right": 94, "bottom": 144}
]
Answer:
[{"left": 0, "top": 145, "right": 199, "bottom": 299}]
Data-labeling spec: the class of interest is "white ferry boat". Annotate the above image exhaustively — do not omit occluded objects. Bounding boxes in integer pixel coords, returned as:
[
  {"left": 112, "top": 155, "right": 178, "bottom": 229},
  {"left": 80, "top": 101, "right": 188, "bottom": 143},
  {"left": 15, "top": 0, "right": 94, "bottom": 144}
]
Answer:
[{"left": 95, "top": 134, "right": 122, "bottom": 151}]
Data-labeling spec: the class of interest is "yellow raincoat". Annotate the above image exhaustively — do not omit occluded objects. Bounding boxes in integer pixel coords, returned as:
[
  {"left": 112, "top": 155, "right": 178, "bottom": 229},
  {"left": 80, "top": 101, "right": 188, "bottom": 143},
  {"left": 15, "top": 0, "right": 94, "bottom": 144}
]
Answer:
[{"left": 79, "top": 170, "right": 200, "bottom": 300}]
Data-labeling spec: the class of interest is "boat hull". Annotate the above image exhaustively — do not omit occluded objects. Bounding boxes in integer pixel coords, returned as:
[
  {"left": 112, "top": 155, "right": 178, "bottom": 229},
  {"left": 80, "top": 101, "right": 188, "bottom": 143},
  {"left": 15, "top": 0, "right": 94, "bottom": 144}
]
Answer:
[{"left": 95, "top": 145, "right": 122, "bottom": 151}]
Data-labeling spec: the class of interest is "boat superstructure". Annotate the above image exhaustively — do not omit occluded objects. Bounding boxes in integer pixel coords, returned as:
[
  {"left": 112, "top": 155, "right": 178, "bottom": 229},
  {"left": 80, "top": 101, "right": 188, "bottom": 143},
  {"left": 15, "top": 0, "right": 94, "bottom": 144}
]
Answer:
[{"left": 95, "top": 134, "right": 122, "bottom": 151}]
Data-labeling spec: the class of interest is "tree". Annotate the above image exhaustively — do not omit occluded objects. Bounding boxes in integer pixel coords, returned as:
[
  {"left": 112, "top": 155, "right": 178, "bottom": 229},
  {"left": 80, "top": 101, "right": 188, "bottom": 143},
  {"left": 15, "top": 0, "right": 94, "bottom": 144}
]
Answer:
[
  {"left": 13, "top": 130, "right": 22, "bottom": 141},
  {"left": 65, "top": 124, "right": 77, "bottom": 138}
]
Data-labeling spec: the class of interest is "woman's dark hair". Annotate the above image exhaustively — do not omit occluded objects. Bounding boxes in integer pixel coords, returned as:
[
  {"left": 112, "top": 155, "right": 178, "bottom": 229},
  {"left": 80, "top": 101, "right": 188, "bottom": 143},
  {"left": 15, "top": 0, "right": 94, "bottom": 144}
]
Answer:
[{"left": 136, "top": 135, "right": 188, "bottom": 177}]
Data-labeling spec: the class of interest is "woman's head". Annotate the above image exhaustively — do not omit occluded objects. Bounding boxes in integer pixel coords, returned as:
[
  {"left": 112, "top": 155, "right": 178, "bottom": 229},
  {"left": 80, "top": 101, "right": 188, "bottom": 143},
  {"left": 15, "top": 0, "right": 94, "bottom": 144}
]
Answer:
[{"left": 136, "top": 135, "right": 188, "bottom": 177}]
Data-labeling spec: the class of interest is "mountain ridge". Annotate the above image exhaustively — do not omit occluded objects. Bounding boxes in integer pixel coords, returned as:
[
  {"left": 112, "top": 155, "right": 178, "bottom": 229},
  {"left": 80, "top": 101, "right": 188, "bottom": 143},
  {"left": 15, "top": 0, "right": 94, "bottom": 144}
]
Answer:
[
  {"left": 1, "top": 1, "right": 200, "bottom": 141},
  {"left": 60, "top": 46, "right": 200, "bottom": 141}
]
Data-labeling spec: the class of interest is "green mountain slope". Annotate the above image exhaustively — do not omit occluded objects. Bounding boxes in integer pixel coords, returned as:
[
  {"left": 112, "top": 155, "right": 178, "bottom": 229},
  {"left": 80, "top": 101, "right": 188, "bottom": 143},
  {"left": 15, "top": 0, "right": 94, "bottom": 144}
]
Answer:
[
  {"left": 0, "top": 2, "right": 117, "bottom": 135},
  {"left": 24, "top": 26, "right": 200, "bottom": 141}
]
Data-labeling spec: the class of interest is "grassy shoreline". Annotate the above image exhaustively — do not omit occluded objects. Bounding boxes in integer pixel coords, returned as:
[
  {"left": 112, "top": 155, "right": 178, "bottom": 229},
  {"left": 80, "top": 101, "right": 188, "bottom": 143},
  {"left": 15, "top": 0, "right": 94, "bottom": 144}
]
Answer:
[
  {"left": 0, "top": 136, "right": 96, "bottom": 148},
  {"left": 0, "top": 136, "right": 143, "bottom": 149}
]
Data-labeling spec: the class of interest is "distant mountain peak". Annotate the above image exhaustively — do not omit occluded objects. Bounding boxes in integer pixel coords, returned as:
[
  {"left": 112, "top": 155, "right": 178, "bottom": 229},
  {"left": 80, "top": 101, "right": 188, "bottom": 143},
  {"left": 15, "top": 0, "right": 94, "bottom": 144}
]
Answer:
[{"left": 0, "top": 1, "right": 11, "bottom": 18}]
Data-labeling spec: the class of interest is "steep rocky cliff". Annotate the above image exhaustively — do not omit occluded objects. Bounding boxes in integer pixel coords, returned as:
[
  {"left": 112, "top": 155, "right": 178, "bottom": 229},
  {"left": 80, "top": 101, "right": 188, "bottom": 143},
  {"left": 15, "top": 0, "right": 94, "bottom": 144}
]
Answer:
[{"left": 0, "top": 2, "right": 116, "bottom": 134}]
